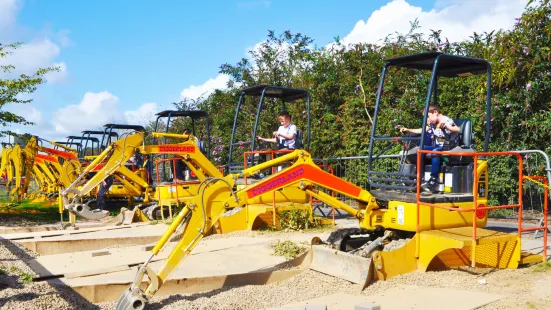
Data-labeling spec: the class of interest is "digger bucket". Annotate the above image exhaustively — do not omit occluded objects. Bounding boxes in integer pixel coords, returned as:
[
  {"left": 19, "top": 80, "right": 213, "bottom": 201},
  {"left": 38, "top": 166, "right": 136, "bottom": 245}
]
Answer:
[
  {"left": 308, "top": 238, "right": 374, "bottom": 289},
  {"left": 71, "top": 203, "right": 110, "bottom": 220}
]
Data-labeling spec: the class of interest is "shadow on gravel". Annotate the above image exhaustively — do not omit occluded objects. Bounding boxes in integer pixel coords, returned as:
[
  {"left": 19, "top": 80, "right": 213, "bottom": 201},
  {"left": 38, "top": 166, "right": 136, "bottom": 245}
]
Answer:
[
  {"left": 146, "top": 286, "right": 239, "bottom": 310},
  {"left": 0, "top": 292, "right": 39, "bottom": 306},
  {"left": 0, "top": 237, "right": 101, "bottom": 309},
  {"left": 0, "top": 274, "right": 25, "bottom": 289}
]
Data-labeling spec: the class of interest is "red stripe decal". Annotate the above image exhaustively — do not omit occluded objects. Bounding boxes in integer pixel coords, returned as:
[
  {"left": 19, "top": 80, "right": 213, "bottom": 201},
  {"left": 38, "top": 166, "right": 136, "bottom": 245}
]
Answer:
[{"left": 246, "top": 164, "right": 362, "bottom": 199}]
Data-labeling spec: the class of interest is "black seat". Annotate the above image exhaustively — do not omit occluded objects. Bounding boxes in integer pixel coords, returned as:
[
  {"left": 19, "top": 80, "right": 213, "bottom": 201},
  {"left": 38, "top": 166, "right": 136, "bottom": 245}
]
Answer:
[
  {"left": 453, "top": 119, "right": 474, "bottom": 149},
  {"left": 446, "top": 118, "right": 474, "bottom": 165},
  {"left": 294, "top": 129, "right": 303, "bottom": 149},
  {"left": 197, "top": 140, "right": 207, "bottom": 155}
]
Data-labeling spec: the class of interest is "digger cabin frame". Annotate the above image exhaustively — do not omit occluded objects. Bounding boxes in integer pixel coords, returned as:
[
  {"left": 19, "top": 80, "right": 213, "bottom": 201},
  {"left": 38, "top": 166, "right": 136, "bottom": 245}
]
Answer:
[
  {"left": 367, "top": 52, "right": 491, "bottom": 203},
  {"left": 227, "top": 85, "right": 311, "bottom": 174}
]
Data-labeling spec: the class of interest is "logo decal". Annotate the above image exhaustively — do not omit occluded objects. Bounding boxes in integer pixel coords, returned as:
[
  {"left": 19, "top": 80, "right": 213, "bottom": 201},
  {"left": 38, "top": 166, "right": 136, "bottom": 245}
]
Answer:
[
  {"left": 158, "top": 145, "right": 195, "bottom": 153},
  {"left": 248, "top": 167, "right": 305, "bottom": 198}
]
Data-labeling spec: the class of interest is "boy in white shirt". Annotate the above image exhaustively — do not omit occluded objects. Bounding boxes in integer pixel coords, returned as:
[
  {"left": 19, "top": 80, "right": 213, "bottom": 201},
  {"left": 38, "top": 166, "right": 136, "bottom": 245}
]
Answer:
[{"left": 257, "top": 111, "right": 297, "bottom": 150}]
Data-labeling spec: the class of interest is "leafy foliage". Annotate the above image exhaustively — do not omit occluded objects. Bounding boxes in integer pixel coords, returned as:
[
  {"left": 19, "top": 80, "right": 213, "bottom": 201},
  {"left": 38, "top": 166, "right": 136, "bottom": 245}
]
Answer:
[
  {"left": 270, "top": 239, "right": 306, "bottom": 260},
  {"left": 153, "top": 1, "right": 551, "bottom": 205},
  {"left": 279, "top": 209, "right": 323, "bottom": 230},
  {"left": 0, "top": 42, "right": 59, "bottom": 138}
]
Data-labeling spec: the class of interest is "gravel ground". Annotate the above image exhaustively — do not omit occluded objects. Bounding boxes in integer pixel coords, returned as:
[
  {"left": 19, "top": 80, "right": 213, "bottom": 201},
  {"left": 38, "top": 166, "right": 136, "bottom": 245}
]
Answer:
[
  {"left": 0, "top": 225, "right": 549, "bottom": 310},
  {"left": 96, "top": 266, "right": 551, "bottom": 310},
  {"left": 0, "top": 238, "right": 99, "bottom": 310}
]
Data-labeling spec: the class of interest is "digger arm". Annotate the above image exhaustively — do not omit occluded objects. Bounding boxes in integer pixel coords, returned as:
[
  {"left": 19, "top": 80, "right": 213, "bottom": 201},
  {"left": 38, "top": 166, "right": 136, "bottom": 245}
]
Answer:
[
  {"left": 62, "top": 132, "right": 145, "bottom": 198},
  {"left": 0, "top": 147, "right": 7, "bottom": 177},
  {"left": 36, "top": 146, "right": 82, "bottom": 188},
  {"left": 116, "top": 150, "right": 378, "bottom": 309},
  {"left": 47, "top": 140, "right": 79, "bottom": 155},
  {"left": 35, "top": 155, "right": 61, "bottom": 185}
]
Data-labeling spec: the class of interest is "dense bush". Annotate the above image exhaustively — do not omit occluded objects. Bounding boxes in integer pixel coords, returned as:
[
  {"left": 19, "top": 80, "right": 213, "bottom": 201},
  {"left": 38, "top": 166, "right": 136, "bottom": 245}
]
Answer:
[{"left": 160, "top": 0, "right": 551, "bottom": 206}]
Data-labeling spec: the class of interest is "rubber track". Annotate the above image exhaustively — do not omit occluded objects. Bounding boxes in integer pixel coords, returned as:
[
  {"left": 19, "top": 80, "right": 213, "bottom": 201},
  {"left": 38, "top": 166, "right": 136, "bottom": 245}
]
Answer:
[{"left": 326, "top": 227, "right": 372, "bottom": 245}]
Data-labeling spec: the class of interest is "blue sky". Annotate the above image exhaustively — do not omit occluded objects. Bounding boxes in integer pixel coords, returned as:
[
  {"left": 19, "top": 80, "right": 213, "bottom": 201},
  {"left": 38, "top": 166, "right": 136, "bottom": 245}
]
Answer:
[{"left": 0, "top": 0, "right": 527, "bottom": 142}]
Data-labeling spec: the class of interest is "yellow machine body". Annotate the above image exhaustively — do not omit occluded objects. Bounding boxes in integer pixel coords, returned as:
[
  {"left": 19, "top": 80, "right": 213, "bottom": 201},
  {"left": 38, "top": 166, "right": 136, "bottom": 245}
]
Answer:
[{"left": 114, "top": 148, "right": 541, "bottom": 310}]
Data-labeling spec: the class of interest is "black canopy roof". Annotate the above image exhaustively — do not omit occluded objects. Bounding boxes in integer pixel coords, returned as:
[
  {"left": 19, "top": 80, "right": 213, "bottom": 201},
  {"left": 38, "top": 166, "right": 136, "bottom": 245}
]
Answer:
[
  {"left": 155, "top": 110, "right": 208, "bottom": 119},
  {"left": 240, "top": 85, "right": 309, "bottom": 102},
  {"left": 103, "top": 124, "right": 146, "bottom": 132},
  {"left": 385, "top": 52, "right": 489, "bottom": 77},
  {"left": 67, "top": 136, "right": 100, "bottom": 142},
  {"left": 82, "top": 130, "right": 118, "bottom": 136}
]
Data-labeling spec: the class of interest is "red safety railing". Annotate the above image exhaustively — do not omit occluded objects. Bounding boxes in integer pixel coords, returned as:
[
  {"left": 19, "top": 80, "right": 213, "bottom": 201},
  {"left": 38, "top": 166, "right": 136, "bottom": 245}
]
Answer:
[
  {"left": 153, "top": 157, "right": 188, "bottom": 220},
  {"left": 415, "top": 149, "right": 548, "bottom": 264}
]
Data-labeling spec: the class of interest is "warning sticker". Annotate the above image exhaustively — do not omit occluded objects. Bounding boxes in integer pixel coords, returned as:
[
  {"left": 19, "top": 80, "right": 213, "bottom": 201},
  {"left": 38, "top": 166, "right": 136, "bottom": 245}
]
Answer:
[{"left": 397, "top": 205, "right": 405, "bottom": 225}]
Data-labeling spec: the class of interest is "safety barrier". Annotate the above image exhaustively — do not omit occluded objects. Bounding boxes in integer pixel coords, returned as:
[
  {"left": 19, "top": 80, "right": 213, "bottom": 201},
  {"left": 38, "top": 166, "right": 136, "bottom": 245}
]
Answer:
[{"left": 416, "top": 149, "right": 549, "bottom": 265}]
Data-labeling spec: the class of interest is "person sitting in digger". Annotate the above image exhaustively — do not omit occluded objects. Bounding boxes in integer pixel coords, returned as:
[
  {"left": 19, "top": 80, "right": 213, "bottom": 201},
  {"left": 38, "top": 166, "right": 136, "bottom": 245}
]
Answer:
[{"left": 400, "top": 104, "right": 460, "bottom": 193}]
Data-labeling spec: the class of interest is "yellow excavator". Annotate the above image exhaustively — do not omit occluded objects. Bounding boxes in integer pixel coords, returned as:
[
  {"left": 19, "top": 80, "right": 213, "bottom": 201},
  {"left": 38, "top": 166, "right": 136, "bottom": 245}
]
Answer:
[
  {"left": 115, "top": 53, "right": 550, "bottom": 310},
  {"left": 2, "top": 136, "right": 37, "bottom": 203},
  {"left": 58, "top": 112, "right": 221, "bottom": 227}
]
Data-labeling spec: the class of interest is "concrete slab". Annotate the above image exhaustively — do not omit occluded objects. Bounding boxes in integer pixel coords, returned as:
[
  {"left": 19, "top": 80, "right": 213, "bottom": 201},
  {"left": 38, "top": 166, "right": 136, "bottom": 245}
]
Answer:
[
  {"left": 29, "top": 236, "right": 277, "bottom": 278},
  {"left": 52, "top": 233, "right": 323, "bottom": 285},
  {"left": 53, "top": 242, "right": 313, "bottom": 303},
  {"left": 270, "top": 285, "right": 504, "bottom": 310},
  {"left": 15, "top": 223, "right": 169, "bottom": 255}
]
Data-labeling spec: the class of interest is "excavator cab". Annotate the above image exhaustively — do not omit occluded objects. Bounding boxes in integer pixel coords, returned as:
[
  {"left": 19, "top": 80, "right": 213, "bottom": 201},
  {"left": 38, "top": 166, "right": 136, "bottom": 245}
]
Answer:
[
  {"left": 367, "top": 52, "right": 491, "bottom": 202},
  {"left": 79, "top": 130, "right": 118, "bottom": 158},
  {"left": 101, "top": 124, "right": 146, "bottom": 147},
  {"left": 227, "top": 85, "right": 311, "bottom": 175},
  {"left": 151, "top": 110, "right": 211, "bottom": 184}
]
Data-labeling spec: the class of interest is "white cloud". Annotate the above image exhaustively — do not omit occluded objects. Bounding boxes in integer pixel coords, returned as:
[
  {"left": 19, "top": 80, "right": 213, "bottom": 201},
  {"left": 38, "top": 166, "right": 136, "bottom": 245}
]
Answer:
[
  {"left": 340, "top": 0, "right": 527, "bottom": 46},
  {"left": 0, "top": 0, "right": 69, "bottom": 85},
  {"left": 44, "top": 61, "right": 68, "bottom": 84},
  {"left": 51, "top": 91, "right": 159, "bottom": 136},
  {"left": 0, "top": 0, "right": 18, "bottom": 32},
  {"left": 53, "top": 91, "right": 120, "bottom": 134},
  {"left": 179, "top": 74, "right": 230, "bottom": 101},
  {"left": 124, "top": 102, "right": 159, "bottom": 125}
]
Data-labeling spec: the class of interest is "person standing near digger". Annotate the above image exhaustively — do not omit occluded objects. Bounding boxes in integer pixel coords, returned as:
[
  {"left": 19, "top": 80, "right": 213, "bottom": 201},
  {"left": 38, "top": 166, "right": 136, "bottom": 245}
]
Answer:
[
  {"left": 256, "top": 111, "right": 298, "bottom": 173},
  {"left": 95, "top": 147, "right": 113, "bottom": 211},
  {"left": 256, "top": 111, "right": 297, "bottom": 150},
  {"left": 400, "top": 104, "right": 460, "bottom": 193}
]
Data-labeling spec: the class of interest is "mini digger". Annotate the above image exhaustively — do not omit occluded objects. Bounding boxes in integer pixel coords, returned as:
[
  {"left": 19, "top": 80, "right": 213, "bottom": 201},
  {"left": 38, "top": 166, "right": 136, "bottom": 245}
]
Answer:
[
  {"left": 115, "top": 53, "right": 549, "bottom": 310},
  {"left": 59, "top": 111, "right": 222, "bottom": 227}
]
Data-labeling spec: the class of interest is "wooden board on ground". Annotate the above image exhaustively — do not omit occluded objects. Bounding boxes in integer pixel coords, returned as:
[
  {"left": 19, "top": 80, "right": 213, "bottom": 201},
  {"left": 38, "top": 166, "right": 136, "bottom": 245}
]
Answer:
[
  {"left": 0, "top": 222, "right": 150, "bottom": 240},
  {"left": 271, "top": 285, "right": 504, "bottom": 310},
  {"left": 28, "top": 236, "right": 289, "bottom": 279}
]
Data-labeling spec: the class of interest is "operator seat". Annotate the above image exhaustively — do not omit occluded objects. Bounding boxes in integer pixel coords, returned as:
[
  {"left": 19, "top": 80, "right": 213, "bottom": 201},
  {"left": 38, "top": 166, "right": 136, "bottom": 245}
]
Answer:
[
  {"left": 294, "top": 130, "right": 303, "bottom": 149},
  {"left": 445, "top": 118, "right": 474, "bottom": 165},
  {"left": 197, "top": 140, "right": 207, "bottom": 155}
]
